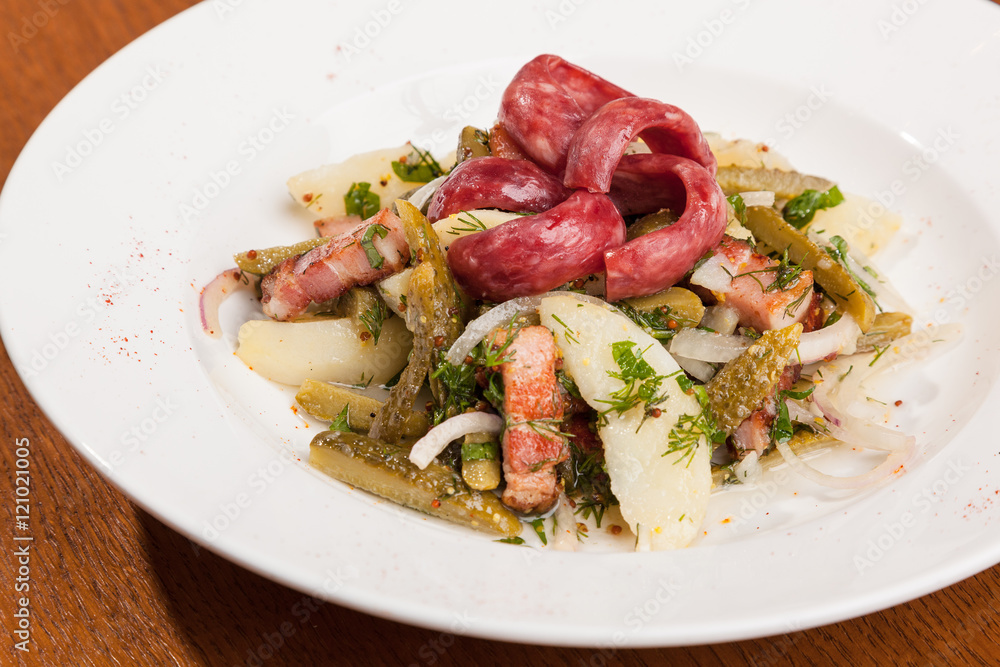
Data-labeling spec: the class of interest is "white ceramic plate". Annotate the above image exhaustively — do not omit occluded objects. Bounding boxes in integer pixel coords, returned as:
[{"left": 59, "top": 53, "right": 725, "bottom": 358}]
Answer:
[{"left": 2, "top": 0, "right": 999, "bottom": 647}]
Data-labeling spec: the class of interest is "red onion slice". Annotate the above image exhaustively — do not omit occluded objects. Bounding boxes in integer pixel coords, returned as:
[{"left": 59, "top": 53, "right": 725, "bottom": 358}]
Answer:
[{"left": 199, "top": 268, "right": 253, "bottom": 338}]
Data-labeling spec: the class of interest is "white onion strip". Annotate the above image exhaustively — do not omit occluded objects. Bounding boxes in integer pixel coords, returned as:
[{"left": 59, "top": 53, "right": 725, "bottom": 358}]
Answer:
[
  {"left": 443, "top": 291, "right": 615, "bottom": 365},
  {"left": 669, "top": 328, "right": 750, "bottom": 363},
  {"left": 405, "top": 174, "right": 448, "bottom": 212},
  {"left": 551, "top": 494, "right": 579, "bottom": 552},
  {"left": 199, "top": 268, "right": 253, "bottom": 338},
  {"left": 775, "top": 438, "right": 909, "bottom": 490},
  {"left": 739, "top": 191, "right": 775, "bottom": 207},
  {"left": 408, "top": 412, "right": 503, "bottom": 469},
  {"left": 793, "top": 313, "right": 861, "bottom": 365},
  {"left": 689, "top": 255, "right": 734, "bottom": 293}
]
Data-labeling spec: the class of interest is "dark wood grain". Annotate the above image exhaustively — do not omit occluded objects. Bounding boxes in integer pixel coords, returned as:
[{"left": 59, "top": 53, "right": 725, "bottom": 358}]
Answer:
[{"left": 3, "top": 1, "right": 1000, "bottom": 665}]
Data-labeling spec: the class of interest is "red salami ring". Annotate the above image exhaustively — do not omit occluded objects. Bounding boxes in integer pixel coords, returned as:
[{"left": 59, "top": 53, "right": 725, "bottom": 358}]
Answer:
[
  {"left": 564, "top": 97, "right": 717, "bottom": 194},
  {"left": 603, "top": 154, "right": 727, "bottom": 302},
  {"left": 426, "top": 156, "right": 571, "bottom": 222},
  {"left": 497, "top": 55, "right": 633, "bottom": 175},
  {"left": 447, "top": 190, "right": 626, "bottom": 302}
]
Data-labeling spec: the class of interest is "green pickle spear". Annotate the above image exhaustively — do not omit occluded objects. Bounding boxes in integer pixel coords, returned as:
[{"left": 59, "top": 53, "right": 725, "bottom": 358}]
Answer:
[
  {"left": 706, "top": 323, "right": 802, "bottom": 434},
  {"left": 310, "top": 430, "right": 521, "bottom": 537},
  {"left": 742, "top": 206, "right": 876, "bottom": 332}
]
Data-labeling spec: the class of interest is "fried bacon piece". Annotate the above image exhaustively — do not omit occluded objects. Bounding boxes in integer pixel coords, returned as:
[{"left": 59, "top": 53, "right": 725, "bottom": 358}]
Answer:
[{"left": 491, "top": 325, "right": 568, "bottom": 514}]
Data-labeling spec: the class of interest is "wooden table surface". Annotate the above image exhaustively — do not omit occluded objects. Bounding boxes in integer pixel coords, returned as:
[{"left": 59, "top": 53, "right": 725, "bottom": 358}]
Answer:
[{"left": 3, "top": 1, "right": 1000, "bottom": 665}]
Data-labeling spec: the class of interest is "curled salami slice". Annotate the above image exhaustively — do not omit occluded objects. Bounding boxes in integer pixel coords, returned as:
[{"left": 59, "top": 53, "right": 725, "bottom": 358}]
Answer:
[
  {"left": 447, "top": 190, "right": 626, "bottom": 302},
  {"left": 564, "top": 97, "right": 717, "bottom": 194},
  {"left": 426, "top": 157, "right": 571, "bottom": 222},
  {"left": 603, "top": 154, "right": 727, "bottom": 302},
  {"left": 497, "top": 55, "right": 633, "bottom": 175}
]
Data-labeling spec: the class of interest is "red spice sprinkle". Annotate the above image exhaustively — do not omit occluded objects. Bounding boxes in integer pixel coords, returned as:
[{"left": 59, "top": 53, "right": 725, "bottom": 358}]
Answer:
[
  {"left": 433, "top": 335, "right": 446, "bottom": 348},
  {"left": 464, "top": 355, "right": 474, "bottom": 365},
  {"left": 649, "top": 408, "right": 662, "bottom": 418},
  {"left": 247, "top": 249, "right": 258, "bottom": 259},
  {"left": 302, "top": 193, "right": 313, "bottom": 203},
  {"left": 667, "top": 319, "right": 678, "bottom": 329},
  {"left": 894, "top": 400, "right": 903, "bottom": 407},
  {"left": 608, "top": 524, "right": 622, "bottom": 536},
  {"left": 360, "top": 331, "right": 372, "bottom": 342},
  {"left": 431, "top": 499, "right": 441, "bottom": 509}
]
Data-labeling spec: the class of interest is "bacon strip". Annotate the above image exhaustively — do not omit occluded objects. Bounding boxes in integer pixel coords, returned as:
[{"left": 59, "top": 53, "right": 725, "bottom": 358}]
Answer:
[
  {"left": 707, "top": 236, "right": 816, "bottom": 332},
  {"left": 492, "top": 325, "right": 567, "bottom": 514},
  {"left": 425, "top": 157, "right": 571, "bottom": 222},
  {"left": 447, "top": 190, "right": 625, "bottom": 302},
  {"left": 260, "top": 209, "right": 410, "bottom": 320},
  {"left": 497, "top": 54, "right": 633, "bottom": 175},
  {"left": 603, "top": 155, "right": 727, "bottom": 302},
  {"left": 732, "top": 365, "right": 800, "bottom": 457},
  {"left": 564, "top": 97, "right": 717, "bottom": 194}
]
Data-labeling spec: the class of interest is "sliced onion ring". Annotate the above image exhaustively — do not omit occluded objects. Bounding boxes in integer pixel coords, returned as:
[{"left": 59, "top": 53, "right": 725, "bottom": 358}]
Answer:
[
  {"left": 199, "top": 268, "right": 253, "bottom": 338},
  {"left": 669, "top": 328, "right": 750, "bottom": 363},
  {"left": 775, "top": 438, "right": 909, "bottom": 490},
  {"left": 443, "top": 291, "right": 615, "bottom": 365},
  {"left": 408, "top": 412, "right": 503, "bottom": 469}
]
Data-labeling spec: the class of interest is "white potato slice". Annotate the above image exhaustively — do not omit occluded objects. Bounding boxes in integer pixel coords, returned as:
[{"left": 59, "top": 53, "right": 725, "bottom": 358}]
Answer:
[
  {"left": 377, "top": 209, "right": 521, "bottom": 318},
  {"left": 287, "top": 144, "right": 425, "bottom": 219},
  {"left": 808, "top": 192, "right": 901, "bottom": 255},
  {"left": 236, "top": 315, "right": 412, "bottom": 387},
  {"left": 705, "top": 132, "right": 794, "bottom": 171},
  {"left": 538, "top": 296, "right": 711, "bottom": 550}
]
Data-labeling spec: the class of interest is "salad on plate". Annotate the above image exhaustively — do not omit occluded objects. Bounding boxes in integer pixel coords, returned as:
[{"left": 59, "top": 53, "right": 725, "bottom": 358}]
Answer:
[{"left": 200, "top": 55, "right": 957, "bottom": 551}]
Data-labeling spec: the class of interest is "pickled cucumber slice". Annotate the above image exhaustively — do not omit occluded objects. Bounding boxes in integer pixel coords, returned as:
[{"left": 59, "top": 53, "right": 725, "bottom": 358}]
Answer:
[{"left": 310, "top": 431, "right": 520, "bottom": 537}]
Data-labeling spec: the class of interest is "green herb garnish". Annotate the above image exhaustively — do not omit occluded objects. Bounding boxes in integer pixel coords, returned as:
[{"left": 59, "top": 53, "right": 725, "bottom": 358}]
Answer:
[
  {"left": 783, "top": 185, "right": 844, "bottom": 228},
  {"left": 392, "top": 145, "right": 445, "bottom": 183},
  {"left": 329, "top": 405, "right": 352, "bottom": 433},
  {"left": 597, "top": 341, "right": 670, "bottom": 430},
  {"left": 531, "top": 518, "right": 548, "bottom": 546},
  {"left": 358, "top": 298, "right": 390, "bottom": 344},
  {"left": 665, "top": 375, "right": 726, "bottom": 467},
  {"left": 728, "top": 193, "right": 747, "bottom": 226},
  {"left": 359, "top": 223, "right": 389, "bottom": 269},
  {"left": 344, "top": 181, "right": 380, "bottom": 218}
]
